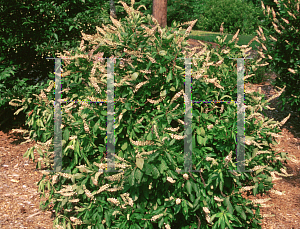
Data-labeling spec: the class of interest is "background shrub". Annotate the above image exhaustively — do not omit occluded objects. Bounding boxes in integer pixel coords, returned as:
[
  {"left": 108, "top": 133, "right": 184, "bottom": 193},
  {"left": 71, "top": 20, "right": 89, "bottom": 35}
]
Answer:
[
  {"left": 191, "top": 0, "right": 265, "bottom": 35},
  {"left": 0, "top": 0, "right": 111, "bottom": 111},
  {"left": 254, "top": 0, "right": 300, "bottom": 112}
]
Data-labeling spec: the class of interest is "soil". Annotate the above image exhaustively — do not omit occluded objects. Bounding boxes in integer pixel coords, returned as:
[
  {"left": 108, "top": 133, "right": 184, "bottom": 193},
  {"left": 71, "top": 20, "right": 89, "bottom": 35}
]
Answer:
[{"left": 0, "top": 39, "right": 299, "bottom": 229}]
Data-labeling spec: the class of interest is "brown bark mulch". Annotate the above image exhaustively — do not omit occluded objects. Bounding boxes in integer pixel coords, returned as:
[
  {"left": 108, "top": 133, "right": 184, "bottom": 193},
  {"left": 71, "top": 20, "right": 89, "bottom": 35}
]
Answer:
[{"left": 0, "top": 38, "right": 299, "bottom": 229}]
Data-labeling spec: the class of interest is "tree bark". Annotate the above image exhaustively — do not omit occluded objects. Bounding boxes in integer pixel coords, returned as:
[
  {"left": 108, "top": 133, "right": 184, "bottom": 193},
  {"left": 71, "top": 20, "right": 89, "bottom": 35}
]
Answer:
[
  {"left": 110, "top": 0, "right": 117, "bottom": 19},
  {"left": 152, "top": 0, "right": 168, "bottom": 28}
]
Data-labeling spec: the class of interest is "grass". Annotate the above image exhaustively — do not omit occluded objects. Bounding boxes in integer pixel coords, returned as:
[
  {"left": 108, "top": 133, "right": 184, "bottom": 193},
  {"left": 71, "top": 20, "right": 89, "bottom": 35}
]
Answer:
[{"left": 184, "top": 30, "right": 262, "bottom": 51}]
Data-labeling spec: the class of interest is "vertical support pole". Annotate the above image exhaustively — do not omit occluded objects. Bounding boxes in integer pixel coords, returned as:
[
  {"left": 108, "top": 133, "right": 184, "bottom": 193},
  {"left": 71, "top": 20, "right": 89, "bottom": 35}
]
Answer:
[
  {"left": 54, "top": 58, "right": 62, "bottom": 172},
  {"left": 184, "top": 58, "right": 193, "bottom": 172},
  {"left": 106, "top": 58, "right": 117, "bottom": 172},
  {"left": 236, "top": 58, "right": 246, "bottom": 173}
]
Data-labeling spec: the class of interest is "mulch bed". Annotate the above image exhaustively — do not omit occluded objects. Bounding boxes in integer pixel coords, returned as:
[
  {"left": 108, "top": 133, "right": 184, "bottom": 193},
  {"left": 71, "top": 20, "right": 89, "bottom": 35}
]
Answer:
[{"left": 0, "top": 39, "right": 299, "bottom": 229}]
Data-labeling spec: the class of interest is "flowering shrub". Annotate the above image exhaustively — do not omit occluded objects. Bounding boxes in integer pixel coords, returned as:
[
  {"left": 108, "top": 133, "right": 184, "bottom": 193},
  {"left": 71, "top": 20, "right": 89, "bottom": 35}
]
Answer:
[{"left": 10, "top": 1, "right": 294, "bottom": 228}]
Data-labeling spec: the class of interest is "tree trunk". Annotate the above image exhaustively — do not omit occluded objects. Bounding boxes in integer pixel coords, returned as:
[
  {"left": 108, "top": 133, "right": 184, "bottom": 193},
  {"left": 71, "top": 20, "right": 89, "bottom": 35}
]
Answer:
[
  {"left": 152, "top": 0, "right": 167, "bottom": 28},
  {"left": 110, "top": 0, "right": 117, "bottom": 19}
]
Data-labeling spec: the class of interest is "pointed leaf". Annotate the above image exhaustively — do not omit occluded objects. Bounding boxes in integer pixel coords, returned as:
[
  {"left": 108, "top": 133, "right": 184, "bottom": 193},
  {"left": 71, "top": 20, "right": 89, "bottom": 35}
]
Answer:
[
  {"left": 225, "top": 197, "right": 233, "bottom": 214},
  {"left": 146, "top": 131, "right": 153, "bottom": 140},
  {"left": 93, "top": 121, "right": 99, "bottom": 134},
  {"left": 197, "top": 135, "right": 203, "bottom": 145},
  {"left": 166, "top": 71, "right": 172, "bottom": 83},
  {"left": 245, "top": 136, "right": 255, "bottom": 142},
  {"left": 160, "top": 89, "right": 167, "bottom": 97},
  {"left": 145, "top": 163, "right": 153, "bottom": 176},
  {"left": 159, "top": 159, "right": 168, "bottom": 173},
  {"left": 159, "top": 50, "right": 167, "bottom": 56},
  {"left": 53, "top": 33, "right": 58, "bottom": 41},
  {"left": 186, "top": 180, "right": 192, "bottom": 195},
  {"left": 200, "top": 127, "right": 205, "bottom": 136},
  {"left": 196, "top": 127, "right": 201, "bottom": 136},
  {"left": 136, "top": 157, "right": 144, "bottom": 170},
  {"left": 152, "top": 166, "right": 160, "bottom": 179},
  {"left": 131, "top": 72, "right": 139, "bottom": 80},
  {"left": 121, "top": 142, "right": 128, "bottom": 151},
  {"left": 129, "top": 169, "right": 135, "bottom": 186},
  {"left": 135, "top": 168, "right": 143, "bottom": 184}
]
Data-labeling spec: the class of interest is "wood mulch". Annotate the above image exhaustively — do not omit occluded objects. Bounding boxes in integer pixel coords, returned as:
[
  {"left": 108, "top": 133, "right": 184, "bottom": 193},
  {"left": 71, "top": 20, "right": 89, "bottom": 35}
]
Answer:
[{"left": 0, "top": 38, "right": 299, "bottom": 229}]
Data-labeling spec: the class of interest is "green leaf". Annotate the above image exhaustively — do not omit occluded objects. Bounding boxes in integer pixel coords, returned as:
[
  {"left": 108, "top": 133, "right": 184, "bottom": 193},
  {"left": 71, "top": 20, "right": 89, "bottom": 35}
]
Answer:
[
  {"left": 69, "top": 26, "right": 74, "bottom": 31},
  {"left": 196, "top": 127, "right": 201, "bottom": 136},
  {"left": 224, "top": 213, "right": 233, "bottom": 229},
  {"left": 186, "top": 180, "right": 192, "bottom": 195},
  {"left": 143, "top": 185, "right": 149, "bottom": 200},
  {"left": 159, "top": 50, "right": 167, "bottom": 56},
  {"left": 93, "top": 121, "right": 99, "bottom": 134},
  {"left": 146, "top": 131, "right": 153, "bottom": 140},
  {"left": 166, "top": 34, "right": 174, "bottom": 40},
  {"left": 174, "top": 204, "right": 181, "bottom": 214},
  {"left": 145, "top": 163, "right": 153, "bottom": 176},
  {"left": 53, "top": 33, "right": 58, "bottom": 41},
  {"left": 132, "top": 72, "right": 139, "bottom": 80},
  {"left": 244, "top": 206, "right": 253, "bottom": 215},
  {"left": 166, "top": 71, "right": 172, "bottom": 83},
  {"left": 170, "top": 86, "right": 175, "bottom": 91},
  {"left": 63, "top": 128, "right": 70, "bottom": 142},
  {"left": 136, "top": 157, "right": 144, "bottom": 170},
  {"left": 252, "top": 148, "right": 258, "bottom": 158},
  {"left": 105, "top": 210, "right": 111, "bottom": 227},
  {"left": 152, "top": 166, "right": 160, "bottom": 179},
  {"left": 165, "top": 152, "right": 176, "bottom": 166},
  {"left": 129, "top": 169, "right": 135, "bottom": 186},
  {"left": 220, "top": 216, "right": 225, "bottom": 229},
  {"left": 135, "top": 168, "right": 143, "bottom": 184},
  {"left": 240, "top": 208, "right": 247, "bottom": 220},
  {"left": 209, "top": 213, "right": 217, "bottom": 223},
  {"left": 234, "top": 205, "right": 242, "bottom": 214},
  {"left": 256, "top": 168, "right": 264, "bottom": 175},
  {"left": 197, "top": 135, "right": 203, "bottom": 145},
  {"left": 36, "top": 148, "right": 43, "bottom": 157},
  {"left": 225, "top": 197, "right": 233, "bottom": 214},
  {"left": 169, "top": 138, "right": 175, "bottom": 146},
  {"left": 182, "top": 200, "right": 188, "bottom": 215},
  {"left": 159, "top": 159, "right": 168, "bottom": 173},
  {"left": 220, "top": 180, "right": 224, "bottom": 193},
  {"left": 121, "top": 142, "right": 128, "bottom": 151},
  {"left": 245, "top": 136, "right": 255, "bottom": 142},
  {"left": 74, "top": 173, "right": 85, "bottom": 180},
  {"left": 193, "top": 196, "right": 201, "bottom": 208},
  {"left": 75, "top": 140, "right": 80, "bottom": 156},
  {"left": 253, "top": 182, "right": 258, "bottom": 196},
  {"left": 159, "top": 67, "right": 166, "bottom": 73},
  {"left": 160, "top": 89, "right": 167, "bottom": 97},
  {"left": 199, "top": 127, "right": 205, "bottom": 136},
  {"left": 125, "top": 103, "right": 131, "bottom": 110}
]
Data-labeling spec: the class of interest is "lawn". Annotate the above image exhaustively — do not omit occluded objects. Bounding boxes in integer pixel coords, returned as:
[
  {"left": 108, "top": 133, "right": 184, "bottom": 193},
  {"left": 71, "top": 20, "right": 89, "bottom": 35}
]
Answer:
[{"left": 185, "top": 30, "right": 261, "bottom": 51}]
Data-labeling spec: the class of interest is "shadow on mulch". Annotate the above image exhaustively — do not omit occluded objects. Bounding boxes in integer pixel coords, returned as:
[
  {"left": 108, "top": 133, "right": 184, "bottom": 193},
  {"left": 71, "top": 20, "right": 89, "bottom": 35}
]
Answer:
[{"left": 0, "top": 105, "right": 29, "bottom": 144}]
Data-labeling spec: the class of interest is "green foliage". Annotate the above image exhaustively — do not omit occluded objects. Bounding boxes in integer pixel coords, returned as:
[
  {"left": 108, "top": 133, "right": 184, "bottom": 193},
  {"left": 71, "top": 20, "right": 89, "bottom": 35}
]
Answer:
[
  {"left": 255, "top": 0, "right": 300, "bottom": 112},
  {"left": 192, "top": 0, "right": 265, "bottom": 35},
  {"left": 9, "top": 1, "right": 291, "bottom": 229},
  {"left": 0, "top": 0, "right": 111, "bottom": 110}
]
